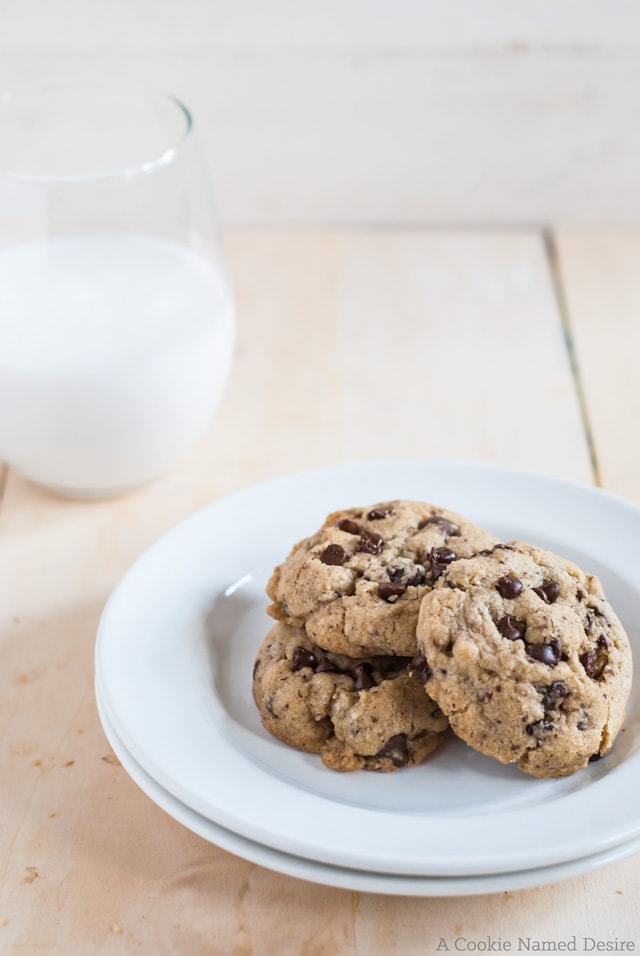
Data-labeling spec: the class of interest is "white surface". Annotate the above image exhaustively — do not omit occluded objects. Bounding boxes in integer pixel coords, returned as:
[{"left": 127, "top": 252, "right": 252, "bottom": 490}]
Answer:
[
  {"left": 0, "top": 234, "right": 234, "bottom": 495},
  {"left": 3, "top": 1, "right": 640, "bottom": 52},
  {"left": 95, "top": 459, "right": 640, "bottom": 877},
  {"left": 2, "top": 3, "right": 640, "bottom": 225},
  {"left": 95, "top": 682, "right": 640, "bottom": 898}
]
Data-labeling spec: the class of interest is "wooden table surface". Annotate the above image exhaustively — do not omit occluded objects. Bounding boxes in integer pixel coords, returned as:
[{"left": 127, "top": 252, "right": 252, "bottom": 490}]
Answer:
[{"left": 1, "top": 228, "right": 638, "bottom": 954}]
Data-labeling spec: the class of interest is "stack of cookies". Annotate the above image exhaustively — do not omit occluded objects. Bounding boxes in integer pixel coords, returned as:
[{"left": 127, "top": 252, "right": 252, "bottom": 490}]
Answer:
[{"left": 252, "top": 499, "right": 633, "bottom": 778}]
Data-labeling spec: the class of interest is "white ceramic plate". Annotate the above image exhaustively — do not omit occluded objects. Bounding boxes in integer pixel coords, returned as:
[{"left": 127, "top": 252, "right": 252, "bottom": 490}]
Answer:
[
  {"left": 95, "top": 682, "right": 640, "bottom": 897},
  {"left": 95, "top": 460, "right": 640, "bottom": 877}
]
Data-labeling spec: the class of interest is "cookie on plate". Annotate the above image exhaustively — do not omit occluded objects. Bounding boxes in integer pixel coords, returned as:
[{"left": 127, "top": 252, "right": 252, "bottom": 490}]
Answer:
[
  {"left": 252, "top": 622, "right": 449, "bottom": 772},
  {"left": 266, "top": 499, "right": 499, "bottom": 657},
  {"left": 414, "top": 541, "right": 633, "bottom": 778}
]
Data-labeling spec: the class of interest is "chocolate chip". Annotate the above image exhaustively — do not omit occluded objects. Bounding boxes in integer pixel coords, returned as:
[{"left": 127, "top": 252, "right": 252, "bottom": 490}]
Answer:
[
  {"left": 540, "top": 680, "right": 569, "bottom": 711},
  {"left": 431, "top": 547, "right": 456, "bottom": 563},
  {"left": 418, "top": 515, "right": 459, "bottom": 536},
  {"left": 292, "top": 646, "right": 317, "bottom": 671},
  {"left": 407, "top": 654, "right": 432, "bottom": 683},
  {"left": 350, "top": 662, "right": 376, "bottom": 690},
  {"left": 429, "top": 546, "right": 457, "bottom": 580},
  {"left": 320, "top": 543, "right": 347, "bottom": 566},
  {"left": 377, "top": 581, "right": 407, "bottom": 602},
  {"left": 588, "top": 752, "right": 603, "bottom": 763},
  {"left": 376, "top": 733, "right": 410, "bottom": 767},
  {"left": 496, "top": 575, "right": 523, "bottom": 599},
  {"left": 376, "top": 655, "right": 411, "bottom": 676},
  {"left": 314, "top": 657, "right": 339, "bottom": 674},
  {"left": 407, "top": 568, "right": 426, "bottom": 586},
  {"left": 526, "top": 719, "right": 554, "bottom": 739},
  {"left": 580, "top": 649, "right": 597, "bottom": 677},
  {"left": 580, "top": 648, "right": 607, "bottom": 680},
  {"left": 387, "top": 566, "right": 405, "bottom": 582},
  {"left": 526, "top": 639, "right": 562, "bottom": 667},
  {"left": 533, "top": 580, "right": 560, "bottom": 604},
  {"left": 358, "top": 529, "right": 385, "bottom": 555},
  {"left": 367, "top": 506, "right": 392, "bottom": 520},
  {"left": 497, "top": 615, "right": 526, "bottom": 641},
  {"left": 337, "top": 518, "right": 360, "bottom": 534}
]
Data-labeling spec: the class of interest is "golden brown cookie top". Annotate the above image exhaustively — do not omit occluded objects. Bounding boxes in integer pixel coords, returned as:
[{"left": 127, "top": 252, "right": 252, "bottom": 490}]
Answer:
[
  {"left": 267, "top": 499, "right": 499, "bottom": 657},
  {"left": 252, "top": 621, "right": 449, "bottom": 772},
  {"left": 416, "top": 541, "right": 633, "bottom": 778}
]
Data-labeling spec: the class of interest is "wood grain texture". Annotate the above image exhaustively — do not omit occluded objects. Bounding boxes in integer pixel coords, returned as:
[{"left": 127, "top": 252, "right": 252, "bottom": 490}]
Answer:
[
  {"left": 0, "top": 228, "right": 637, "bottom": 953},
  {"left": 2, "top": 4, "right": 640, "bottom": 226},
  {"left": 554, "top": 231, "right": 640, "bottom": 502},
  {"left": 330, "top": 230, "right": 591, "bottom": 476}
]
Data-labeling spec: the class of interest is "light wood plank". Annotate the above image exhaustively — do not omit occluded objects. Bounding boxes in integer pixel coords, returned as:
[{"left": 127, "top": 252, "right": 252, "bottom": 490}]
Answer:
[
  {"left": 0, "top": 229, "right": 352, "bottom": 955},
  {"left": 0, "top": 228, "right": 616, "bottom": 955},
  {"left": 356, "top": 861, "right": 639, "bottom": 954},
  {"left": 554, "top": 231, "right": 640, "bottom": 502},
  {"left": 333, "top": 230, "right": 591, "bottom": 481}
]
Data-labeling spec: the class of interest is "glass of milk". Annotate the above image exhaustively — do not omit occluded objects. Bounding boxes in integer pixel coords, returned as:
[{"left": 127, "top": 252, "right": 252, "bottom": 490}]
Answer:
[{"left": 0, "top": 83, "right": 235, "bottom": 498}]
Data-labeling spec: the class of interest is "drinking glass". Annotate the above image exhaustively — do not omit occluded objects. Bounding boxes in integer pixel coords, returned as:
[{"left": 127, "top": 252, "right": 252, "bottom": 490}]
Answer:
[{"left": 0, "top": 82, "right": 235, "bottom": 498}]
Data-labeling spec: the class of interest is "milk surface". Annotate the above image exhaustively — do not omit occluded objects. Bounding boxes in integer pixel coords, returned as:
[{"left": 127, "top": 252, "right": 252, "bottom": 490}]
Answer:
[{"left": 0, "top": 233, "right": 235, "bottom": 495}]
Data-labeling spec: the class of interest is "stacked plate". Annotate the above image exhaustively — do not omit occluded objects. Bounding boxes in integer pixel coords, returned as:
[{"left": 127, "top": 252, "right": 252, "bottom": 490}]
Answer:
[{"left": 94, "top": 460, "right": 640, "bottom": 896}]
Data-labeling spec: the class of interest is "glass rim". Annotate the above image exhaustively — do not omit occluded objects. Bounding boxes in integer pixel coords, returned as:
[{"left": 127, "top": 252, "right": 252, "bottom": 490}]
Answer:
[{"left": 0, "top": 80, "right": 194, "bottom": 183}]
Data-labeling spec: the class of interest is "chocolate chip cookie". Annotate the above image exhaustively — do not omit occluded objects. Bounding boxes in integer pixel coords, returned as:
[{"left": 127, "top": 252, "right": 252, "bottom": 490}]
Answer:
[
  {"left": 266, "top": 499, "right": 499, "bottom": 657},
  {"left": 252, "top": 622, "right": 449, "bottom": 772},
  {"left": 415, "top": 542, "right": 633, "bottom": 778}
]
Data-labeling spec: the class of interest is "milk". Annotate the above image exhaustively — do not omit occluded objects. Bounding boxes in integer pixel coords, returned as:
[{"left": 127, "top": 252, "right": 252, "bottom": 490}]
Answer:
[{"left": 0, "top": 233, "right": 235, "bottom": 496}]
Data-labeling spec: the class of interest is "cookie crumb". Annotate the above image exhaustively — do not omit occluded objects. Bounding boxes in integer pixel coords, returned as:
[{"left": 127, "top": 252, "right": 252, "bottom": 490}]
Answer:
[{"left": 111, "top": 924, "right": 122, "bottom": 934}]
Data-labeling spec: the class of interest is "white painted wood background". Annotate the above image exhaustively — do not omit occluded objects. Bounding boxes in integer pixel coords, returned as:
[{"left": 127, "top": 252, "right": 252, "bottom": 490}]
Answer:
[{"left": 1, "top": 1, "right": 639, "bottom": 226}]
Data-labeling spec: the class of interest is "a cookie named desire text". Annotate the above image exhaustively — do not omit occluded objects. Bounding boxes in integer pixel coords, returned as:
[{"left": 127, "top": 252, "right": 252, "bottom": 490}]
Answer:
[{"left": 435, "top": 938, "right": 636, "bottom": 953}]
